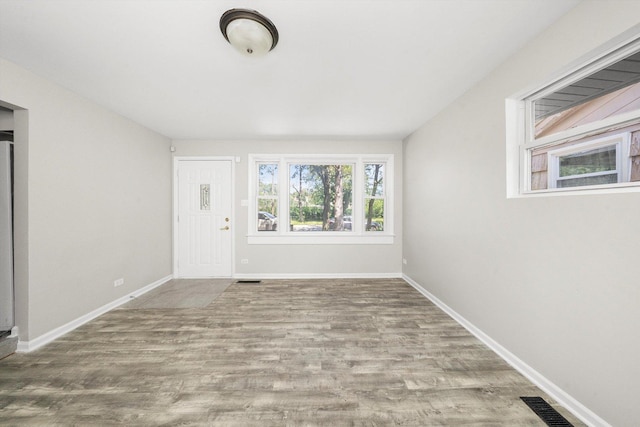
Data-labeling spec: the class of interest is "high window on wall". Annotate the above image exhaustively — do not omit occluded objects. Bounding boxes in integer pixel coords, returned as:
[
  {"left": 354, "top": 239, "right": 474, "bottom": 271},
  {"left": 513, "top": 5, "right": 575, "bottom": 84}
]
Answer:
[
  {"left": 249, "top": 154, "right": 393, "bottom": 244},
  {"left": 507, "top": 31, "right": 640, "bottom": 196}
]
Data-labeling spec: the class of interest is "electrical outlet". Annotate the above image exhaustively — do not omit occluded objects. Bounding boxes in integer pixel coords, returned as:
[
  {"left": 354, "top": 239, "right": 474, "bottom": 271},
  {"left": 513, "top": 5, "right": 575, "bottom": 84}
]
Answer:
[
  {"left": 402, "top": 258, "right": 407, "bottom": 265},
  {"left": 114, "top": 278, "right": 124, "bottom": 287},
  {"left": 241, "top": 259, "right": 249, "bottom": 264}
]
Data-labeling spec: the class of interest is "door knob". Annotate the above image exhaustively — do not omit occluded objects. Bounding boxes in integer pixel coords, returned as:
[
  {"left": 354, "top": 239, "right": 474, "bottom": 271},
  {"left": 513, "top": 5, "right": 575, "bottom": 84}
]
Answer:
[{"left": 220, "top": 226, "right": 230, "bottom": 231}]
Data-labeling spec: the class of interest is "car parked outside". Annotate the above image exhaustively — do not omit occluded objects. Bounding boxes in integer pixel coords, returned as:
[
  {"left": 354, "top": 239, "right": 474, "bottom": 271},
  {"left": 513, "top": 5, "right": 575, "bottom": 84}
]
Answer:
[
  {"left": 258, "top": 211, "right": 278, "bottom": 231},
  {"left": 329, "top": 215, "right": 382, "bottom": 231},
  {"left": 329, "top": 216, "right": 352, "bottom": 231}
]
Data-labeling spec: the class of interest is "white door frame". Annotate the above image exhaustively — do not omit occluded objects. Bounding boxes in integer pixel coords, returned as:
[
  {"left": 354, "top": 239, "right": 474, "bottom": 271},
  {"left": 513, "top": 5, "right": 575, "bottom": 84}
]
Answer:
[
  {"left": 0, "top": 140, "right": 14, "bottom": 332},
  {"left": 173, "top": 156, "right": 236, "bottom": 278}
]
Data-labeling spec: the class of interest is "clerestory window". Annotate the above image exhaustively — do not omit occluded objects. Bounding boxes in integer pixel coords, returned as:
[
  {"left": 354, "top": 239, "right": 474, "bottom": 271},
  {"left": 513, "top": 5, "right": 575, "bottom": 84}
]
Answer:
[{"left": 507, "top": 30, "right": 640, "bottom": 196}]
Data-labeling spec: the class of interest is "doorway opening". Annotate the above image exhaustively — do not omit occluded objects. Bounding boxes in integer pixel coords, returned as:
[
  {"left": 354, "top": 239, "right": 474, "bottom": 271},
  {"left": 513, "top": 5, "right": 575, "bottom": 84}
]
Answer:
[{"left": 0, "top": 109, "right": 15, "bottom": 343}]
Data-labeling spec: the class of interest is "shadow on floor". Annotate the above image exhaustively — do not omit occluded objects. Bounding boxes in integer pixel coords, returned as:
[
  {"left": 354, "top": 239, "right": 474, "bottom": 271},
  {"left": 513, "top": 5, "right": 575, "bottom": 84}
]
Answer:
[{"left": 121, "top": 278, "right": 234, "bottom": 309}]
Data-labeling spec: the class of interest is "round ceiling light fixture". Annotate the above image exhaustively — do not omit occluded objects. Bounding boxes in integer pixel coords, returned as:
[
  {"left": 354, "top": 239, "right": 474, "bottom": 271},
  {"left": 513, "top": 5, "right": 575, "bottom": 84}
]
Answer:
[{"left": 220, "top": 8, "right": 279, "bottom": 56}]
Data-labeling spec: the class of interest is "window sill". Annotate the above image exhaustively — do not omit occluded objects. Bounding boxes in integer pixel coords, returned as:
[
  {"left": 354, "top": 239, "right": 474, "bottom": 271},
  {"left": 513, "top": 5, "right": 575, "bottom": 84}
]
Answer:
[
  {"left": 513, "top": 181, "right": 640, "bottom": 198},
  {"left": 247, "top": 234, "right": 395, "bottom": 245}
]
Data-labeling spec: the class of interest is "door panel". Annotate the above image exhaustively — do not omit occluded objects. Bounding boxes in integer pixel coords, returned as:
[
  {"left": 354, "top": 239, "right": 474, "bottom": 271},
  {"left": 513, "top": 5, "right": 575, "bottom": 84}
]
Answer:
[{"left": 177, "top": 160, "right": 232, "bottom": 277}]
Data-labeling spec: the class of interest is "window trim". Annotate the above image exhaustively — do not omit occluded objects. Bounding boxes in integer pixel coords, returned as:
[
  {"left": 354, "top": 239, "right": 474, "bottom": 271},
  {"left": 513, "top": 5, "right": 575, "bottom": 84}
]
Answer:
[
  {"left": 507, "top": 24, "right": 640, "bottom": 197},
  {"left": 248, "top": 154, "right": 394, "bottom": 245}
]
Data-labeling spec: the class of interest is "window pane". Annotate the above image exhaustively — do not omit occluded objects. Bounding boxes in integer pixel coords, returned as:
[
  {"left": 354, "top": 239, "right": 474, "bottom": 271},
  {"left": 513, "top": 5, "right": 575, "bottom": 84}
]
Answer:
[
  {"left": 289, "top": 164, "right": 353, "bottom": 232},
  {"left": 534, "top": 64, "right": 640, "bottom": 139},
  {"left": 199, "top": 184, "right": 210, "bottom": 211},
  {"left": 258, "top": 164, "right": 278, "bottom": 196},
  {"left": 559, "top": 146, "right": 616, "bottom": 177},
  {"left": 557, "top": 173, "right": 618, "bottom": 188},
  {"left": 258, "top": 200, "right": 278, "bottom": 231},
  {"left": 364, "top": 199, "right": 384, "bottom": 232},
  {"left": 364, "top": 164, "right": 384, "bottom": 196}
]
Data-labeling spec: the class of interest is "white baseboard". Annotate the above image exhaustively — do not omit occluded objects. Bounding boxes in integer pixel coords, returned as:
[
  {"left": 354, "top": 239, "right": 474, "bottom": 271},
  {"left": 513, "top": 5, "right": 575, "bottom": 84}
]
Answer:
[
  {"left": 402, "top": 274, "right": 610, "bottom": 427},
  {"left": 234, "top": 272, "right": 403, "bottom": 280},
  {"left": 17, "top": 275, "right": 173, "bottom": 353}
]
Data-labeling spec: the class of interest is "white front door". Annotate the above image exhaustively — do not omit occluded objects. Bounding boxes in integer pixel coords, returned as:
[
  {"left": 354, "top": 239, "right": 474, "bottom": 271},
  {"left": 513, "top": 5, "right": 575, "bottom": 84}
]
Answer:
[{"left": 176, "top": 160, "right": 232, "bottom": 277}]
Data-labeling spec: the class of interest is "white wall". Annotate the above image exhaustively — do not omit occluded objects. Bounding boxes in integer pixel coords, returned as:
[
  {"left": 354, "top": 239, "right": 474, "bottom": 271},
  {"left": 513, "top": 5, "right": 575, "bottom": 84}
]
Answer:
[
  {"left": 0, "top": 59, "right": 173, "bottom": 341},
  {"left": 172, "top": 139, "right": 403, "bottom": 277},
  {"left": 0, "top": 108, "right": 13, "bottom": 130},
  {"left": 403, "top": 3, "right": 640, "bottom": 426}
]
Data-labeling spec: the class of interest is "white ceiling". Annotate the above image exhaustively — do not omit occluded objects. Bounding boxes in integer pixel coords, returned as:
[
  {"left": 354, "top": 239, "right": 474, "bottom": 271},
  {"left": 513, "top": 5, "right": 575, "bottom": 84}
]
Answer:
[{"left": 0, "top": 0, "right": 580, "bottom": 140}]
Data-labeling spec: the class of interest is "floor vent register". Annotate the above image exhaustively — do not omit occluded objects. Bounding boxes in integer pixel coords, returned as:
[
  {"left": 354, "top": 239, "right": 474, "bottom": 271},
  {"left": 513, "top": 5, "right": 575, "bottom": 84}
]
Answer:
[{"left": 520, "top": 396, "right": 573, "bottom": 426}]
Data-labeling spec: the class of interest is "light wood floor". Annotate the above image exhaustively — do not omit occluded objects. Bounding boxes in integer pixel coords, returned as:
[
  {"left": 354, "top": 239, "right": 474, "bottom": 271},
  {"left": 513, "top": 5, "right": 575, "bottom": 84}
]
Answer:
[{"left": 0, "top": 279, "right": 582, "bottom": 426}]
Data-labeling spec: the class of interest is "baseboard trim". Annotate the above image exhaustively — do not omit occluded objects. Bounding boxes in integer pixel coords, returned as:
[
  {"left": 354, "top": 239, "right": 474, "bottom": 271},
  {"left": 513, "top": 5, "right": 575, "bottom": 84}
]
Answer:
[
  {"left": 17, "top": 275, "right": 173, "bottom": 353},
  {"left": 402, "top": 274, "right": 609, "bottom": 427},
  {"left": 234, "top": 272, "right": 403, "bottom": 280}
]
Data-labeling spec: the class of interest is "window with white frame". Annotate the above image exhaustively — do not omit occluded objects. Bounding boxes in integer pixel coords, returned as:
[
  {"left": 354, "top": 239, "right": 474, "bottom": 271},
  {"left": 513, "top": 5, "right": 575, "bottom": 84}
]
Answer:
[
  {"left": 547, "top": 133, "right": 629, "bottom": 189},
  {"left": 249, "top": 154, "right": 394, "bottom": 244},
  {"left": 508, "top": 31, "right": 640, "bottom": 195}
]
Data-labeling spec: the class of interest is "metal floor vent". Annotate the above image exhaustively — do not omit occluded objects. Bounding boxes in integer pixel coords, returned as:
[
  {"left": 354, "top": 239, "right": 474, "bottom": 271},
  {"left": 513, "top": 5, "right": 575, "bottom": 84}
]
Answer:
[
  {"left": 235, "top": 280, "right": 262, "bottom": 284},
  {"left": 520, "top": 397, "right": 573, "bottom": 426}
]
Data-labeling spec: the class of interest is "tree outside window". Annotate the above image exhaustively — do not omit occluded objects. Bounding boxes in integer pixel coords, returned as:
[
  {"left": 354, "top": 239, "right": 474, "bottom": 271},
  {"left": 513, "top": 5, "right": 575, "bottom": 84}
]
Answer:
[
  {"left": 364, "top": 163, "right": 384, "bottom": 231},
  {"left": 249, "top": 154, "right": 394, "bottom": 244},
  {"left": 257, "top": 163, "right": 278, "bottom": 231},
  {"left": 289, "top": 164, "right": 353, "bottom": 232}
]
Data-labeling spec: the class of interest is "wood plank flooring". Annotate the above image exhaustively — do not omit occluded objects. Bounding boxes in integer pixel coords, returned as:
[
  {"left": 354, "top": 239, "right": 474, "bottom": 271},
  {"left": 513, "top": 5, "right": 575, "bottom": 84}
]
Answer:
[{"left": 0, "top": 279, "right": 583, "bottom": 426}]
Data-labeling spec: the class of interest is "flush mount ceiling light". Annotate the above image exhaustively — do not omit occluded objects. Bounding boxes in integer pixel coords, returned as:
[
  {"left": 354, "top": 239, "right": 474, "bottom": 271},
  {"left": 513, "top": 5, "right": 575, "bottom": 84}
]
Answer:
[{"left": 220, "top": 8, "right": 279, "bottom": 56}]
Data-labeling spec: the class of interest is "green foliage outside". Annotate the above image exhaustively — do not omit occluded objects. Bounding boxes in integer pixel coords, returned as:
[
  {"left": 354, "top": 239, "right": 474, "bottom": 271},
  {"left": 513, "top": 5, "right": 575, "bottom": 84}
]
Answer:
[
  {"left": 559, "top": 165, "right": 611, "bottom": 177},
  {"left": 365, "top": 198, "right": 384, "bottom": 219},
  {"left": 559, "top": 148, "right": 615, "bottom": 177},
  {"left": 289, "top": 164, "right": 353, "bottom": 229},
  {"left": 258, "top": 162, "right": 385, "bottom": 231}
]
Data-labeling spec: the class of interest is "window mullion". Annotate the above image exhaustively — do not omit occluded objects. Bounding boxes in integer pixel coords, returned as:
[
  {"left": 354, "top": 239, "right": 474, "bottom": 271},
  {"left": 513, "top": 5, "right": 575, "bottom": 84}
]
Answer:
[{"left": 280, "top": 159, "right": 289, "bottom": 235}]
